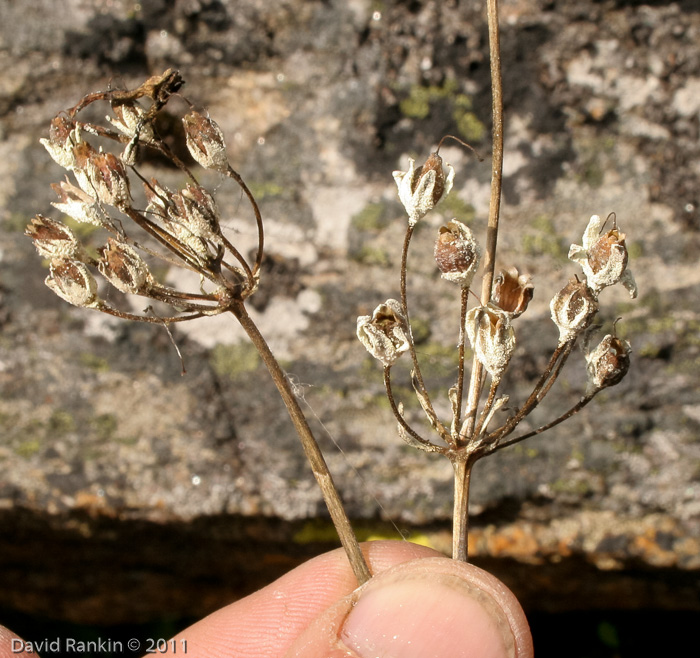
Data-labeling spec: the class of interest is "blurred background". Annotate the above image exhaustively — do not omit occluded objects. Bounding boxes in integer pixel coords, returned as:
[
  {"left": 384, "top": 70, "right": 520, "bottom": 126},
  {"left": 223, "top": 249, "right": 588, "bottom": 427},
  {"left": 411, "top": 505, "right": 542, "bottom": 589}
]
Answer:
[{"left": 1, "top": 0, "right": 698, "bottom": 655}]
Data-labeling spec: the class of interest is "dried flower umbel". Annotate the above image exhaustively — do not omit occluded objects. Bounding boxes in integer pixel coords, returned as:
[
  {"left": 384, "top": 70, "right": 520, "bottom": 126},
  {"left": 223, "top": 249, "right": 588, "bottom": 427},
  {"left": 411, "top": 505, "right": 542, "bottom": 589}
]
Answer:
[
  {"left": 362, "top": 142, "right": 638, "bottom": 562},
  {"left": 361, "top": 146, "right": 638, "bottom": 559},
  {"left": 27, "top": 70, "right": 370, "bottom": 586}
]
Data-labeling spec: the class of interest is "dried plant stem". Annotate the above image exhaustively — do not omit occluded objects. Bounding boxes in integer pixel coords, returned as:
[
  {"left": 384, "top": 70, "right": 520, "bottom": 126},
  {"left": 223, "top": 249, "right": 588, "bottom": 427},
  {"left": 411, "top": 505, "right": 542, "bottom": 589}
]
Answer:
[
  {"left": 452, "top": 456, "right": 474, "bottom": 561},
  {"left": 383, "top": 367, "right": 443, "bottom": 451},
  {"left": 400, "top": 226, "right": 447, "bottom": 440},
  {"left": 230, "top": 301, "right": 371, "bottom": 586},
  {"left": 482, "top": 0, "right": 504, "bottom": 303},
  {"left": 225, "top": 165, "right": 265, "bottom": 276},
  {"left": 453, "top": 286, "right": 470, "bottom": 440},
  {"left": 486, "top": 340, "right": 575, "bottom": 446},
  {"left": 452, "top": 0, "right": 504, "bottom": 562},
  {"left": 473, "top": 377, "right": 501, "bottom": 440},
  {"left": 495, "top": 393, "right": 596, "bottom": 451}
]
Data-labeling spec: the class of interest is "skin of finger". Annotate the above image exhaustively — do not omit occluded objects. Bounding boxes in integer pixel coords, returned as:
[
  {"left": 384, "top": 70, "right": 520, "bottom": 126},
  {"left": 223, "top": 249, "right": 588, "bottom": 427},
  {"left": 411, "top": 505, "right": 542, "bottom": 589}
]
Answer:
[
  {"left": 166, "top": 540, "right": 442, "bottom": 658},
  {"left": 0, "top": 625, "right": 25, "bottom": 658},
  {"left": 284, "top": 557, "right": 534, "bottom": 658}
]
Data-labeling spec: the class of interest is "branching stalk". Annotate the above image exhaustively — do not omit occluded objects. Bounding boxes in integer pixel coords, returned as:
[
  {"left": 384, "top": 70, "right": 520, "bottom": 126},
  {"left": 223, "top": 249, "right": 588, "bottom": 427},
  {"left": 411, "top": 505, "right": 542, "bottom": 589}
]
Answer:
[{"left": 493, "top": 393, "right": 597, "bottom": 452}]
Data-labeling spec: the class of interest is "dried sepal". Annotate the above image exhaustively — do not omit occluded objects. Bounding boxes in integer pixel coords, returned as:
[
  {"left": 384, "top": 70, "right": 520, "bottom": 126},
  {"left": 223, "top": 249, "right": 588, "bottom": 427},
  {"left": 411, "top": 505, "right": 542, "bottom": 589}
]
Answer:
[
  {"left": 25, "top": 215, "right": 83, "bottom": 260},
  {"left": 45, "top": 259, "right": 99, "bottom": 308},
  {"left": 51, "top": 180, "right": 104, "bottom": 226},
  {"left": 144, "top": 178, "right": 174, "bottom": 218},
  {"left": 73, "top": 145, "right": 131, "bottom": 210},
  {"left": 434, "top": 220, "right": 481, "bottom": 286},
  {"left": 550, "top": 277, "right": 598, "bottom": 345},
  {"left": 40, "top": 116, "right": 79, "bottom": 170},
  {"left": 170, "top": 185, "right": 222, "bottom": 243},
  {"left": 393, "top": 153, "right": 455, "bottom": 225},
  {"left": 90, "top": 152, "right": 132, "bottom": 210},
  {"left": 568, "top": 214, "right": 637, "bottom": 298},
  {"left": 356, "top": 299, "right": 410, "bottom": 367},
  {"left": 183, "top": 111, "right": 229, "bottom": 172},
  {"left": 163, "top": 214, "right": 213, "bottom": 265},
  {"left": 98, "top": 239, "right": 153, "bottom": 294},
  {"left": 107, "top": 101, "right": 155, "bottom": 143},
  {"left": 492, "top": 267, "right": 534, "bottom": 318},
  {"left": 586, "top": 333, "right": 631, "bottom": 390},
  {"left": 465, "top": 304, "right": 516, "bottom": 379}
]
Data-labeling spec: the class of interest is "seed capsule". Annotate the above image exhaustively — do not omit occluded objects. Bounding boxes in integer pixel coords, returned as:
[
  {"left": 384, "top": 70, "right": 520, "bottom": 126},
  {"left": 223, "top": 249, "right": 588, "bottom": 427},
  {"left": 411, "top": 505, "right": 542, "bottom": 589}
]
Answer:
[
  {"left": 183, "top": 111, "right": 229, "bottom": 172},
  {"left": 98, "top": 239, "right": 152, "bottom": 294},
  {"left": 434, "top": 220, "right": 481, "bottom": 286},
  {"left": 45, "top": 259, "right": 99, "bottom": 308},
  {"left": 550, "top": 277, "right": 598, "bottom": 345},
  {"left": 465, "top": 304, "right": 516, "bottom": 379},
  {"left": 357, "top": 299, "right": 410, "bottom": 367},
  {"left": 393, "top": 153, "right": 455, "bottom": 225},
  {"left": 170, "top": 184, "right": 222, "bottom": 242},
  {"left": 493, "top": 267, "right": 534, "bottom": 318},
  {"left": 51, "top": 180, "right": 103, "bottom": 226},
  {"left": 586, "top": 333, "right": 631, "bottom": 390},
  {"left": 25, "top": 215, "right": 82, "bottom": 260},
  {"left": 40, "top": 116, "right": 79, "bottom": 170},
  {"left": 568, "top": 214, "right": 637, "bottom": 298}
]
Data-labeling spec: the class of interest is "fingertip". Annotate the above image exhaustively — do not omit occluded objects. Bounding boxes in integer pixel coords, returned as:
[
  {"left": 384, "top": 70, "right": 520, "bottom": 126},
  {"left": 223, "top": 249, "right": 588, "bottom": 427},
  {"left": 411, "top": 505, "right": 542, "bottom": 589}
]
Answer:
[{"left": 285, "top": 556, "right": 533, "bottom": 658}]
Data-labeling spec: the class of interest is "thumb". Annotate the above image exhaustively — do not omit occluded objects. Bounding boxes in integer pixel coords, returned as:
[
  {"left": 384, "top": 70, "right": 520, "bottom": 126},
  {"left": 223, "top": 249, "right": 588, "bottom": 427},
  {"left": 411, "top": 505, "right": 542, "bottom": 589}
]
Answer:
[{"left": 285, "top": 556, "right": 534, "bottom": 658}]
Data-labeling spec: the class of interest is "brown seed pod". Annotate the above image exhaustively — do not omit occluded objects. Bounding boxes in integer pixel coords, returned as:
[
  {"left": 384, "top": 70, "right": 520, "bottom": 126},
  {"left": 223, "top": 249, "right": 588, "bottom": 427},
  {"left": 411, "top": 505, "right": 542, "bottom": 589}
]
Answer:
[{"left": 434, "top": 220, "right": 481, "bottom": 286}]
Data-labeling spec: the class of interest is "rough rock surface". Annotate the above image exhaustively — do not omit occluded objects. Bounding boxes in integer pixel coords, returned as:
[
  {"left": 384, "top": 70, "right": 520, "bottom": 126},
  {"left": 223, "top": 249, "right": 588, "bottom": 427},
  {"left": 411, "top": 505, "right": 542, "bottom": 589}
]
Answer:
[{"left": 1, "top": 0, "right": 699, "bottom": 633}]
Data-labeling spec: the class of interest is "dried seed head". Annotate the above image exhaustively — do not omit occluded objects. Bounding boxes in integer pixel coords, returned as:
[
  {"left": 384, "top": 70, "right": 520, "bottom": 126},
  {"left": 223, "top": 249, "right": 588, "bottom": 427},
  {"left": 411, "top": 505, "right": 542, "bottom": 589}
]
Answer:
[
  {"left": 586, "top": 333, "right": 631, "bottom": 390},
  {"left": 51, "top": 180, "right": 103, "bottom": 226},
  {"left": 170, "top": 184, "right": 222, "bottom": 242},
  {"left": 356, "top": 299, "right": 410, "bottom": 367},
  {"left": 40, "top": 116, "right": 80, "bottom": 170},
  {"left": 45, "top": 259, "right": 99, "bottom": 308},
  {"left": 434, "top": 220, "right": 481, "bottom": 286},
  {"left": 492, "top": 267, "right": 534, "bottom": 318},
  {"left": 183, "top": 111, "right": 229, "bottom": 172},
  {"left": 550, "top": 277, "right": 598, "bottom": 345},
  {"left": 568, "top": 214, "right": 637, "bottom": 298},
  {"left": 90, "top": 152, "right": 132, "bottom": 210},
  {"left": 465, "top": 304, "right": 516, "bottom": 379},
  {"left": 73, "top": 144, "right": 131, "bottom": 210},
  {"left": 98, "top": 239, "right": 152, "bottom": 294},
  {"left": 107, "top": 101, "right": 155, "bottom": 143},
  {"left": 414, "top": 153, "right": 447, "bottom": 205},
  {"left": 588, "top": 228, "right": 627, "bottom": 274},
  {"left": 393, "top": 153, "right": 455, "bottom": 225},
  {"left": 25, "top": 215, "right": 83, "bottom": 260}
]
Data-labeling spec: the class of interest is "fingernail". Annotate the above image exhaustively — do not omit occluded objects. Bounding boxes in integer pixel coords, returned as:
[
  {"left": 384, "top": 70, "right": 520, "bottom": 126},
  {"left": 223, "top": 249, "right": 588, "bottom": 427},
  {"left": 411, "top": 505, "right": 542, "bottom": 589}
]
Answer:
[{"left": 339, "top": 569, "right": 515, "bottom": 658}]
